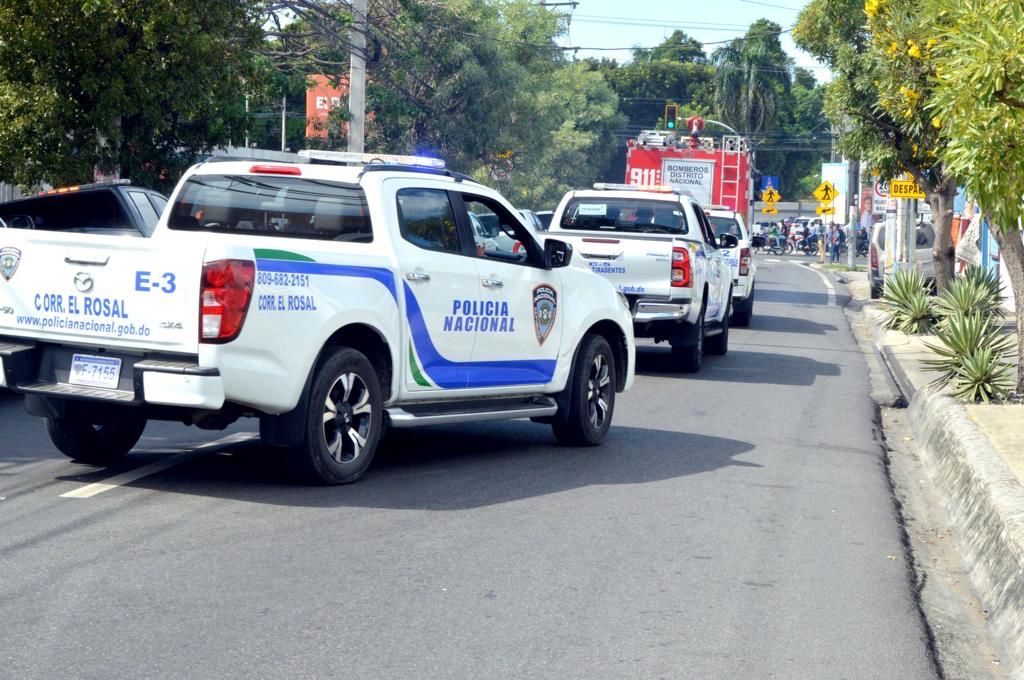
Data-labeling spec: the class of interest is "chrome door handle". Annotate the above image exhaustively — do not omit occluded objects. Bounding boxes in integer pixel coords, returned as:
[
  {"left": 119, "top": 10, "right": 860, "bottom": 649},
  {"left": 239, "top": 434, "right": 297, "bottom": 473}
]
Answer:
[
  {"left": 65, "top": 256, "right": 110, "bottom": 266},
  {"left": 481, "top": 278, "right": 504, "bottom": 288},
  {"left": 405, "top": 272, "right": 431, "bottom": 281}
]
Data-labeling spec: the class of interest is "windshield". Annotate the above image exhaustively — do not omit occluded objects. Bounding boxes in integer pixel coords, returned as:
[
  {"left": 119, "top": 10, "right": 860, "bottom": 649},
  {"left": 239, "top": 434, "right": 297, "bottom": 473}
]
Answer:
[
  {"left": 559, "top": 198, "right": 688, "bottom": 234},
  {"left": 0, "top": 190, "right": 151, "bottom": 235}
]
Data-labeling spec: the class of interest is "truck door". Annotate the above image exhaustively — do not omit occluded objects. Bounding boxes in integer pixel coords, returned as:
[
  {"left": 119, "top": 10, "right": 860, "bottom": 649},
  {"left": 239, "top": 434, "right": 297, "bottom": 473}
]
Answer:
[
  {"left": 693, "top": 205, "right": 728, "bottom": 320},
  {"left": 392, "top": 185, "right": 481, "bottom": 393},
  {"left": 452, "top": 193, "right": 562, "bottom": 389}
]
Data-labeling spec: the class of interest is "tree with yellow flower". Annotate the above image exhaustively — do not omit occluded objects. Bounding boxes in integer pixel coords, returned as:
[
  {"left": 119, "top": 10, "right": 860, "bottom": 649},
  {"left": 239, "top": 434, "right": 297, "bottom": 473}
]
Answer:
[
  {"left": 929, "top": 0, "right": 1024, "bottom": 392},
  {"left": 795, "top": 0, "right": 958, "bottom": 291}
]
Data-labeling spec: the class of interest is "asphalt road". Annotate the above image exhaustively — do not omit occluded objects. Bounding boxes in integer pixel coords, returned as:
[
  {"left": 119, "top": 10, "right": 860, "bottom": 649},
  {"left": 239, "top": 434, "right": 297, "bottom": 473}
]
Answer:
[{"left": 0, "top": 257, "right": 936, "bottom": 679}]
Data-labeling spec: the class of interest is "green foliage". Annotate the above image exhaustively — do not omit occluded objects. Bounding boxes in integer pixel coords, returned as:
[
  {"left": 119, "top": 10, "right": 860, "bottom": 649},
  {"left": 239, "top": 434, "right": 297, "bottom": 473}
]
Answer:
[
  {"left": 933, "top": 266, "right": 1005, "bottom": 323},
  {"left": 712, "top": 20, "right": 791, "bottom": 134},
  {"left": 881, "top": 269, "right": 936, "bottom": 334},
  {"left": 0, "top": 0, "right": 263, "bottom": 191},
  {"left": 923, "top": 314, "right": 1014, "bottom": 402},
  {"left": 632, "top": 31, "right": 707, "bottom": 65}
]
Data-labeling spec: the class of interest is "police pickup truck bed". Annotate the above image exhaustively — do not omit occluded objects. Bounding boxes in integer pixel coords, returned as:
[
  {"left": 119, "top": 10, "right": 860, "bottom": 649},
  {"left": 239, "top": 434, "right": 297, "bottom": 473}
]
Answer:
[
  {"left": 547, "top": 184, "right": 735, "bottom": 372},
  {"left": 0, "top": 152, "right": 634, "bottom": 484}
]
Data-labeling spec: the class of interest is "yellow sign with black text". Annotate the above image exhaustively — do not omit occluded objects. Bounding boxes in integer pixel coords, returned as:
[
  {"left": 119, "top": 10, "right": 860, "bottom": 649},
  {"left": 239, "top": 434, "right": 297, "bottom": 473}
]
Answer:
[
  {"left": 761, "top": 206, "right": 779, "bottom": 214},
  {"left": 890, "top": 178, "right": 925, "bottom": 199},
  {"left": 816, "top": 205, "right": 835, "bottom": 216}
]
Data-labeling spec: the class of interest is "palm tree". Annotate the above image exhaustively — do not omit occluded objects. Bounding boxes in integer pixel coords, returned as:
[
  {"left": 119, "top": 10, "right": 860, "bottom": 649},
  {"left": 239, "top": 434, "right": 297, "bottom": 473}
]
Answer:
[{"left": 711, "top": 20, "right": 792, "bottom": 134}]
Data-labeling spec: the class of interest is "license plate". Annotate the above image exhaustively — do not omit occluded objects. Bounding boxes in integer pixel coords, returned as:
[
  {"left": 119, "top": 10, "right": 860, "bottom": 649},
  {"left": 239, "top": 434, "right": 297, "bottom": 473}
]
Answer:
[{"left": 69, "top": 354, "right": 122, "bottom": 389}]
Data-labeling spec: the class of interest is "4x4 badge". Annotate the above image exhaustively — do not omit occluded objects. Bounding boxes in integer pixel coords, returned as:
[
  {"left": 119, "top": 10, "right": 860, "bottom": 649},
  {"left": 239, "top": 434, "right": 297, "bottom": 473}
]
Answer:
[
  {"left": 0, "top": 247, "right": 21, "bottom": 281},
  {"left": 533, "top": 284, "right": 558, "bottom": 345}
]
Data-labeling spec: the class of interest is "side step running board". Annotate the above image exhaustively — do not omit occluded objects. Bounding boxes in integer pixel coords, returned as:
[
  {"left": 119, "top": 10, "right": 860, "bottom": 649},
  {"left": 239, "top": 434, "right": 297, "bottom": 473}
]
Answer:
[{"left": 388, "top": 396, "right": 558, "bottom": 428}]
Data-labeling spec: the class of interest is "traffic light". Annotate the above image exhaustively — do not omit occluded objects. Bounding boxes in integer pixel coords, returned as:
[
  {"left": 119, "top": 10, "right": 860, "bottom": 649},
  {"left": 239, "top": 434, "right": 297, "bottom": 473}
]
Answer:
[{"left": 665, "top": 104, "right": 678, "bottom": 130}]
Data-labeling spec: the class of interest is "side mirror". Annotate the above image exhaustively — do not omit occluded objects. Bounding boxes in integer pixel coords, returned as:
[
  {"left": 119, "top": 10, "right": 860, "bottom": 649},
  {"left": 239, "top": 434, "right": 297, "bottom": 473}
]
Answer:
[
  {"left": 717, "top": 233, "right": 739, "bottom": 249},
  {"left": 544, "top": 238, "right": 573, "bottom": 269}
]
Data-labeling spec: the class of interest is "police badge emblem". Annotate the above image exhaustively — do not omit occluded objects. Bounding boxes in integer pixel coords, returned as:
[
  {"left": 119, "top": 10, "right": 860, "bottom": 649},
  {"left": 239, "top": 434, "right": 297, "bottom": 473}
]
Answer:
[
  {"left": 533, "top": 284, "right": 558, "bottom": 345},
  {"left": 0, "top": 247, "right": 21, "bottom": 281}
]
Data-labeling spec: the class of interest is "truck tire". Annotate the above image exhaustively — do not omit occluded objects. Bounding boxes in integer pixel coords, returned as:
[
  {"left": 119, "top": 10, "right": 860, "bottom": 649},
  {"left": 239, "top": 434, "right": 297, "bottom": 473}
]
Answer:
[
  {"left": 706, "top": 295, "right": 730, "bottom": 356},
  {"left": 46, "top": 413, "right": 147, "bottom": 464},
  {"left": 732, "top": 286, "right": 754, "bottom": 327},
  {"left": 552, "top": 334, "right": 616, "bottom": 446},
  {"left": 672, "top": 308, "right": 704, "bottom": 373},
  {"left": 289, "top": 347, "right": 383, "bottom": 484}
]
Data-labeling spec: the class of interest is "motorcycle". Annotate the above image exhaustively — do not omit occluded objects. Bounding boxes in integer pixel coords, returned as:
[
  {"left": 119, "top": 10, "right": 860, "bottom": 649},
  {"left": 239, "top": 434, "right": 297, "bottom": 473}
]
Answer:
[
  {"left": 766, "top": 235, "right": 793, "bottom": 256},
  {"left": 796, "top": 233, "right": 820, "bottom": 255}
]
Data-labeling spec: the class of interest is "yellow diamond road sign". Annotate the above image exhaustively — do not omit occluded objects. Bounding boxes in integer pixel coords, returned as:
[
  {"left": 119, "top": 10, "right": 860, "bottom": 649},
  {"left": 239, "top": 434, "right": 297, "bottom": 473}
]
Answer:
[
  {"left": 813, "top": 181, "right": 838, "bottom": 203},
  {"left": 761, "top": 206, "right": 779, "bottom": 214},
  {"left": 816, "top": 205, "right": 835, "bottom": 216},
  {"left": 761, "top": 188, "right": 781, "bottom": 204}
]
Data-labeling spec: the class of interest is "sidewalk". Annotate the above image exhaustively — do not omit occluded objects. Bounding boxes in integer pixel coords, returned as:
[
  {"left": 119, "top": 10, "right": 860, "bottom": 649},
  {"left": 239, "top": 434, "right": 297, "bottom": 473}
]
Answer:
[{"left": 836, "top": 268, "right": 1024, "bottom": 679}]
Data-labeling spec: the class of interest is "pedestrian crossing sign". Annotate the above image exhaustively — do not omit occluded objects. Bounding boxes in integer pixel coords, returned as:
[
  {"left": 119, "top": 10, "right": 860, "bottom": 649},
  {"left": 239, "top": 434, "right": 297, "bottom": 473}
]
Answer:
[
  {"left": 813, "top": 181, "right": 838, "bottom": 203},
  {"left": 761, "top": 187, "right": 781, "bottom": 204}
]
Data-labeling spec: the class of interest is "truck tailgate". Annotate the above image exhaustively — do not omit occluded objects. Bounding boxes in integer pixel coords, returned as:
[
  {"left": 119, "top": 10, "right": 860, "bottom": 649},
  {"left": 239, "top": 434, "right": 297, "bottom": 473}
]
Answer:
[
  {"left": 0, "top": 231, "right": 202, "bottom": 353},
  {"left": 568, "top": 234, "right": 676, "bottom": 298}
]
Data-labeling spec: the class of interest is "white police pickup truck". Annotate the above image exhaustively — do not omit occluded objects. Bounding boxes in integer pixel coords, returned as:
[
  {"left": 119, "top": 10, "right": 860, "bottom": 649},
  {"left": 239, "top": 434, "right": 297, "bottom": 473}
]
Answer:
[
  {"left": 0, "top": 152, "right": 635, "bottom": 484},
  {"left": 706, "top": 207, "right": 757, "bottom": 326},
  {"left": 547, "top": 184, "right": 735, "bottom": 372}
]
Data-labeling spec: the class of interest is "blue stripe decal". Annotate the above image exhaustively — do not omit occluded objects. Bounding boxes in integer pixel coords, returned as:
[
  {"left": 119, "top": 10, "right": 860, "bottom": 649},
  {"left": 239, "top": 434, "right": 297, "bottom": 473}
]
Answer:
[
  {"left": 404, "top": 282, "right": 556, "bottom": 389},
  {"left": 256, "top": 258, "right": 397, "bottom": 301}
]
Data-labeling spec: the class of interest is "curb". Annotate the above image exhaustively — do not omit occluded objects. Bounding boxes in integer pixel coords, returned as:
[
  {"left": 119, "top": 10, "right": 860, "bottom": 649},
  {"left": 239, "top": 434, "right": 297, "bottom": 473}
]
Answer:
[{"left": 869, "top": 312, "right": 1024, "bottom": 677}]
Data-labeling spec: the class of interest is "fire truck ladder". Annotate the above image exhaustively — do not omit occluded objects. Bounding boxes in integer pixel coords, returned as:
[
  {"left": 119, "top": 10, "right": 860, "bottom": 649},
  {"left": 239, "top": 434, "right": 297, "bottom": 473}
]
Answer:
[{"left": 718, "top": 135, "right": 747, "bottom": 210}]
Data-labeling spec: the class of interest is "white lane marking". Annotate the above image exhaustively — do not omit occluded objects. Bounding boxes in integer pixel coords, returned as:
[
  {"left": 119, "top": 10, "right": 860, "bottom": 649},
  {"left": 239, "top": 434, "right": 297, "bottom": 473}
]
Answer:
[
  {"left": 799, "top": 263, "right": 836, "bottom": 306},
  {"left": 763, "top": 258, "right": 781, "bottom": 263},
  {"left": 59, "top": 432, "right": 256, "bottom": 499}
]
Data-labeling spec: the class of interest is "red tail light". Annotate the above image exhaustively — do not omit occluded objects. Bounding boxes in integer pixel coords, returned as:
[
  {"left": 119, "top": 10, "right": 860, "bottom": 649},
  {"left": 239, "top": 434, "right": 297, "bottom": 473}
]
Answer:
[
  {"left": 739, "top": 247, "right": 751, "bottom": 276},
  {"left": 671, "top": 246, "right": 692, "bottom": 287},
  {"left": 200, "top": 259, "right": 255, "bottom": 343},
  {"left": 870, "top": 244, "right": 878, "bottom": 270}
]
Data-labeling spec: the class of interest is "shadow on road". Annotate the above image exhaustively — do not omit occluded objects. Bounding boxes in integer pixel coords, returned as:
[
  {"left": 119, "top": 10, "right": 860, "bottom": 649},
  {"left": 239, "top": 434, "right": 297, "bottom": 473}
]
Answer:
[
  {"left": 743, "top": 313, "right": 838, "bottom": 335},
  {"left": 635, "top": 347, "right": 839, "bottom": 386},
  {"left": 54, "top": 422, "right": 758, "bottom": 509}
]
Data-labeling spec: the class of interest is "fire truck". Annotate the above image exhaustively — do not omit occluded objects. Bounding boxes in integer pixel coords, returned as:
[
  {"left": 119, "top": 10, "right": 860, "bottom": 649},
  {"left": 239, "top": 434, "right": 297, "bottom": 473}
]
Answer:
[{"left": 624, "top": 118, "right": 754, "bottom": 229}]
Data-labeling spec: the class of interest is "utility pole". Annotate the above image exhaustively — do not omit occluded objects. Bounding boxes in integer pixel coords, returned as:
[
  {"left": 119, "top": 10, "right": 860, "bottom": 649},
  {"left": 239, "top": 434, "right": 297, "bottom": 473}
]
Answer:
[
  {"left": 348, "top": 0, "right": 367, "bottom": 153},
  {"left": 847, "top": 159, "right": 860, "bottom": 270},
  {"left": 280, "top": 96, "right": 286, "bottom": 152}
]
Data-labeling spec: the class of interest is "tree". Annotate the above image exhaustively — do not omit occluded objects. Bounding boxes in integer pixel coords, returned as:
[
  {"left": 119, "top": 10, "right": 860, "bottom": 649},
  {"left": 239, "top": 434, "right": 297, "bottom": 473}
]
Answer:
[
  {"left": 711, "top": 20, "right": 791, "bottom": 134},
  {"left": 794, "top": 0, "right": 958, "bottom": 291},
  {"left": 928, "top": 0, "right": 1024, "bottom": 390},
  {"left": 0, "top": 0, "right": 263, "bottom": 191},
  {"left": 632, "top": 31, "right": 707, "bottom": 65}
]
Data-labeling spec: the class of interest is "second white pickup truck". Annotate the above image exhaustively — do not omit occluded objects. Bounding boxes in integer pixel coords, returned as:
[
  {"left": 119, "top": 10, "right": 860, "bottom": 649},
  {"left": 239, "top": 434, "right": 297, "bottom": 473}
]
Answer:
[{"left": 547, "top": 184, "right": 735, "bottom": 372}]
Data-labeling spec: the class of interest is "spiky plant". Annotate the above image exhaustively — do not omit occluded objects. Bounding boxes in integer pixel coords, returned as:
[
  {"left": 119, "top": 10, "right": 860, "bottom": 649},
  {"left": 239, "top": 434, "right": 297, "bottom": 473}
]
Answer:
[
  {"left": 923, "top": 313, "right": 1015, "bottom": 402},
  {"left": 880, "top": 269, "right": 935, "bottom": 335},
  {"left": 933, "top": 276, "right": 1004, "bottom": 324},
  {"left": 962, "top": 264, "right": 1004, "bottom": 313}
]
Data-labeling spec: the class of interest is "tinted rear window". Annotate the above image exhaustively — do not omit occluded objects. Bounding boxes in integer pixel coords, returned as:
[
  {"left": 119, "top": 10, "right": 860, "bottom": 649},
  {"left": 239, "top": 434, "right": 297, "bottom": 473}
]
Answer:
[
  {"left": 0, "top": 191, "right": 140, "bottom": 234},
  {"left": 168, "top": 174, "right": 372, "bottom": 242},
  {"left": 559, "top": 198, "right": 688, "bottom": 234},
  {"left": 708, "top": 215, "right": 744, "bottom": 239}
]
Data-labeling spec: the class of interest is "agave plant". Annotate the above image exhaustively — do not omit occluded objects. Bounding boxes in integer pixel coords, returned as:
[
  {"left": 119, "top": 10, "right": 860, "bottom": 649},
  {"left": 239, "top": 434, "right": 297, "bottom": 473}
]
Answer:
[
  {"left": 933, "top": 276, "right": 1005, "bottom": 323},
  {"left": 880, "top": 269, "right": 935, "bottom": 335},
  {"left": 923, "top": 313, "right": 1015, "bottom": 402},
  {"left": 962, "top": 264, "right": 1004, "bottom": 307}
]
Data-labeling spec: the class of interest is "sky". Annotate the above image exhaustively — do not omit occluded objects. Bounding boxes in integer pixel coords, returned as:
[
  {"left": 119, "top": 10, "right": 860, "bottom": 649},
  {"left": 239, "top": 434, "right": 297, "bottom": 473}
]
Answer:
[{"left": 553, "top": 0, "right": 831, "bottom": 83}]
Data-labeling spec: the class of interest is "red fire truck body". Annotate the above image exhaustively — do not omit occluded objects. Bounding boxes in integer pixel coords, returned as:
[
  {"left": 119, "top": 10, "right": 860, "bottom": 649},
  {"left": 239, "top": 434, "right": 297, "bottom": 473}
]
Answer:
[{"left": 624, "top": 130, "right": 754, "bottom": 228}]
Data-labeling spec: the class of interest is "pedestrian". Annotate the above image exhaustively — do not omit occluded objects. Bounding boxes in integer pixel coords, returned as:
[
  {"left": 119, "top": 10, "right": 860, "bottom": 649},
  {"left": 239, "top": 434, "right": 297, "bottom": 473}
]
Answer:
[{"left": 829, "top": 223, "right": 841, "bottom": 263}]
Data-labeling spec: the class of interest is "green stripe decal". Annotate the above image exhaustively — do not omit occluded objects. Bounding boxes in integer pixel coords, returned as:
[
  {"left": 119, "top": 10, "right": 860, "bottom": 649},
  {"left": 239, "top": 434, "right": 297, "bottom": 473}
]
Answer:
[
  {"left": 253, "top": 248, "right": 316, "bottom": 262},
  {"left": 409, "top": 342, "right": 432, "bottom": 387}
]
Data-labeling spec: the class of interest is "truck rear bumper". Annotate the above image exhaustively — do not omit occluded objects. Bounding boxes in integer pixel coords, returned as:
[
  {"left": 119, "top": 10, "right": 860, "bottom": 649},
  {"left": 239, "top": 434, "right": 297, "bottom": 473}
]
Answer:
[
  {"left": 633, "top": 302, "right": 691, "bottom": 322},
  {"left": 0, "top": 338, "right": 224, "bottom": 410}
]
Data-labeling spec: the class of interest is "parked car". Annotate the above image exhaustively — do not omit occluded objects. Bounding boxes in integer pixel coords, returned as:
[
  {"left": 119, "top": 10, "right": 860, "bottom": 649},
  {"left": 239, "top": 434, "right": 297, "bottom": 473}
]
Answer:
[
  {"left": 0, "top": 180, "right": 167, "bottom": 237},
  {"left": 869, "top": 216, "right": 935, "bottom": 298}
]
